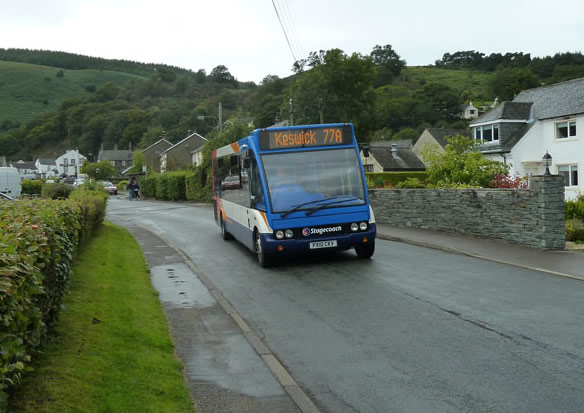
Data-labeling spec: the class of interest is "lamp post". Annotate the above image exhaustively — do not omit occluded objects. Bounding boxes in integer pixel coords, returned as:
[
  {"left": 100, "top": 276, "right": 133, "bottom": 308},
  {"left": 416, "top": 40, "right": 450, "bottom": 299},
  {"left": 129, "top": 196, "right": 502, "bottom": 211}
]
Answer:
[
  {"left": 198, "top": 115, "right": 220, "bottom": 131},
  {"left": 542, "top": 151, "right": 552, "bottom": 176}
]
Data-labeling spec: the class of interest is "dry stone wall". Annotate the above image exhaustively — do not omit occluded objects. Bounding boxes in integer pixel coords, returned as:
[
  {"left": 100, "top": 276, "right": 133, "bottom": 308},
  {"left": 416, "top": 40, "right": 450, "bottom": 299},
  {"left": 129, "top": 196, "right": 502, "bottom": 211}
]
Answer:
[{"left": 369, "top": 175, "right": 565, "bottom": 249}]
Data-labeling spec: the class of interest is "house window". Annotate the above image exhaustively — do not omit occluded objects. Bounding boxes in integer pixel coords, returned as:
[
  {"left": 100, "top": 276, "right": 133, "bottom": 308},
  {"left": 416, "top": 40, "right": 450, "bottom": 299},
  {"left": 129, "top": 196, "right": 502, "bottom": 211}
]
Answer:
[
  {"left": 558, "top": 164, "right": 578, "bottom": 186},
  {"left": 556, "top": 120, "right": 577, "bottom": 139},
  {"left": 473, "top": 124, "right": 499, "bottom": 143},
  {"left": 364, "top": 164, "right": 374, "bottom": 172},
  {"left": 70, "top": 159, "right": 76, "bottom": 165},
  {"left": 63, "top": 158, "right": 68, "bottom": 166}
]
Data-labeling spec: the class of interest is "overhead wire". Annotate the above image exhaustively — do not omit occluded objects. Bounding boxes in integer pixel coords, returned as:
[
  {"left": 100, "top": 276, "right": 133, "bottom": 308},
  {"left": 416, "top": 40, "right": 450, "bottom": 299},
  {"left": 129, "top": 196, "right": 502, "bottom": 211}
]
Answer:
[
  {"left": 271, "top": 0, "right": 298, "bottom": 63},
  {"left": 277, "top": 0, "right": 305, "bottom": 61}
]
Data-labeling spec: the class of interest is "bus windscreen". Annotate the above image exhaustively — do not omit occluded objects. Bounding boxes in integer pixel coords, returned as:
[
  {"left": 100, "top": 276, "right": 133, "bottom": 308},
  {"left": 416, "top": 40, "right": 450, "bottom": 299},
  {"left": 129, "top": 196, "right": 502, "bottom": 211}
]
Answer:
[{"left": 261, "top": 148, "right": 366, "bottom": 213}]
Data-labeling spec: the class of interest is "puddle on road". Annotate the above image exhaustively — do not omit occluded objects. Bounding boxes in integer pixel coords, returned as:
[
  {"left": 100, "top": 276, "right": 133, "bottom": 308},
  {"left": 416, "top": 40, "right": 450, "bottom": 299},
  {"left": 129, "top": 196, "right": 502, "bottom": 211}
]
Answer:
[{"left": 150, "top": 263, "right": 215, "bottom": 309}]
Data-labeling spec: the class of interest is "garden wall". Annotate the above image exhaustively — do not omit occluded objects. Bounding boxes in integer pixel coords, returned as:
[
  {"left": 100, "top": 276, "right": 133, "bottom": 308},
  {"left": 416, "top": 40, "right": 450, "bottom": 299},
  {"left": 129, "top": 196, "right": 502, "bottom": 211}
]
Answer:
[{"left": 369, "top": 175, "right": 565, "bottom": 249}]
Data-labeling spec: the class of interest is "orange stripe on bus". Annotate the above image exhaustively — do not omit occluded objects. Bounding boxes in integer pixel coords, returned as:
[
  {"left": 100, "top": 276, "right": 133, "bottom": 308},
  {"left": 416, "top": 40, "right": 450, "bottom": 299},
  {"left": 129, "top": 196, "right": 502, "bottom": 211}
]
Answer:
[
  {"left": 230, "top": 142, "right": 240, "bottom": 152},
  {"left": 259, "top": 211, "right": 270, "bottom": 231}
]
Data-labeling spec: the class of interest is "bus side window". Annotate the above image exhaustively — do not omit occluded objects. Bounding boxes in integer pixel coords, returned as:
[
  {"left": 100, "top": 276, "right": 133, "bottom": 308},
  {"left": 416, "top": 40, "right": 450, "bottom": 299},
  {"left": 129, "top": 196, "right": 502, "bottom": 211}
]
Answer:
[{"left": 250, "top": 157, "right": 265, "bottom": 211}]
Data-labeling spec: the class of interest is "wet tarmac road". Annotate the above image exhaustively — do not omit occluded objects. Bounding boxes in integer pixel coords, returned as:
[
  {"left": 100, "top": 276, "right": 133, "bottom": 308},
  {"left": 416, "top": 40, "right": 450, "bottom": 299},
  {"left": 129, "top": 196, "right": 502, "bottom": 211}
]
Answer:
[{"left": 108, "top": 198, "right": 584, "bottom": 413}]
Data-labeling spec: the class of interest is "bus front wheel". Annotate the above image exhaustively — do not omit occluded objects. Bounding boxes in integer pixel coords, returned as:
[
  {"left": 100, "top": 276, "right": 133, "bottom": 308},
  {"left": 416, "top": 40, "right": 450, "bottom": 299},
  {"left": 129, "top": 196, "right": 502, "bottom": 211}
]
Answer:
[
  {"left": 255, "top": 231, "right": 271, "bottom": 268},
  {"left": 355, "top": 241, "right": 375, "bottom": 259}
]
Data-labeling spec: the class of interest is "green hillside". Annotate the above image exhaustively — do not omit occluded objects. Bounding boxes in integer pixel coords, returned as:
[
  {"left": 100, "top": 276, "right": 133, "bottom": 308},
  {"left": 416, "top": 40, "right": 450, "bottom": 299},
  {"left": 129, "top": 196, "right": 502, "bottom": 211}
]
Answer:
[
  {"left": 403, "top": 66, "right": 495, "bottom": 103},
  {"left": 0, "top": 61, "right": 145, "bottom": 125}
]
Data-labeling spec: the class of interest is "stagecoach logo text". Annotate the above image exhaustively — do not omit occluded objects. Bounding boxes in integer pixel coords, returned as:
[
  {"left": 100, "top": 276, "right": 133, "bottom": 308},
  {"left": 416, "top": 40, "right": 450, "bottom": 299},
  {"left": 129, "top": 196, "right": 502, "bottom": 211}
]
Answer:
[{"left": 302, "top": 226, "right": 342, "bottom": 236}]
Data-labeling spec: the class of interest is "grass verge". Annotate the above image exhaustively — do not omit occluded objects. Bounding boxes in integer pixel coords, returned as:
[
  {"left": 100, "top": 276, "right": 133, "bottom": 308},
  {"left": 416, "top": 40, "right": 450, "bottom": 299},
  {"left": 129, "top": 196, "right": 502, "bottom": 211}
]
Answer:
[{"left": 8, "top": 222, "right": 194, "bottom": 413}]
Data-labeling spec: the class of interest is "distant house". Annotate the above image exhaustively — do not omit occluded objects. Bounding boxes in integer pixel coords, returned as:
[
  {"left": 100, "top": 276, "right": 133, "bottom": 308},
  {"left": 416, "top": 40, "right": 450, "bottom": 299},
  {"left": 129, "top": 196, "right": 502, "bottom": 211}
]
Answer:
[
  {"left": 98, "top": 145, "right": 133, "bottom": 175},
  {"left": 412, "top": 128, "right": 471, "bottom": 160},
  {"left": 10, "top": 160, "right": 37, "bottom": 179},
  {"left": 56, "top": 150, "right": 87, "bottom": 177},
  {"left": 460, "top": 101, "right": 479, "bottom": 119},
  {"left": 0, "top": 156, "right": 7, "bottom": 167},
  {"left": 160, "top": 132, "right": 208, "bottom": 172},
  {"left": 191, "top": 146, "right": 205, "bottom": 167},
  {"left": 142, "top": 138, "right": 172, "bottom": 173},
  {"left": 360, "top": 141, "right": 425, "bottom": 173},
  {"left": 469, "top": 77, "right": 584, "bottom": 200},
  {"left": 35, "top": 159, "right": 58, "bottom": 178}
]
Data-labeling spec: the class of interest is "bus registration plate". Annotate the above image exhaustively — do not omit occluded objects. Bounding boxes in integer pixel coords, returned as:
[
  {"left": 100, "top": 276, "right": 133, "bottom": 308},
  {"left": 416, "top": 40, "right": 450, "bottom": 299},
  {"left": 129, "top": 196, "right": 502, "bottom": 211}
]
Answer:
[{"left": 309, "top": 240, "right": 337, "bottom": 249}]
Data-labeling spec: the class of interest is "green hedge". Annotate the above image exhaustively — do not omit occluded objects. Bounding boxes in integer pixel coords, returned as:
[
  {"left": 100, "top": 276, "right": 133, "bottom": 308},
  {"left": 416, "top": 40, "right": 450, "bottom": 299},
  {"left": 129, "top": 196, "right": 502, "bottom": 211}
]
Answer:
[
  {"left": 140, "top": 171, "right": 211, "bottom": 202},
  {"left": 21, "top": 180, "right": 43, "bottom": 195},
  {"left": 566, "top": 198, "right": 584, "bottom": 221},
  {"left": 0, "top": 189, "right": 107, "bottom": 408},
  {"left": 185, "top": 168, "right": 211, "bottom": 203},
  {"left": 365, "top": 171, "right": 428, "bottom": 188},
  {"left": 41, "top": 183, "right": 74, "bottom": 199}
]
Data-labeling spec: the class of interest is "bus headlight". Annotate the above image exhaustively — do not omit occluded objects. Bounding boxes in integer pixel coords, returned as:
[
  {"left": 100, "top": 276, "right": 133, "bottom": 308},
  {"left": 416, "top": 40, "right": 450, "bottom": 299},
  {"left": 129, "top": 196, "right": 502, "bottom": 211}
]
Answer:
[
  {"left": 285, "top": 229, "right": 294, "bottom": 238},
  {"left": 275, "top": 230, "right": 284, "bottom": 240},
  {"left": 351, "top": 223, "right": 359, "bottom": 232},
  {"left": 360, "top": 222, "right": 368, "bottom": 231}
]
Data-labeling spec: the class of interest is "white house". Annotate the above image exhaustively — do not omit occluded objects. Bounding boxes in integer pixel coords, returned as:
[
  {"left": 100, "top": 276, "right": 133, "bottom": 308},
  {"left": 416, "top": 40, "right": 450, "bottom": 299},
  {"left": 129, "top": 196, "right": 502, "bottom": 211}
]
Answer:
[
  {"left": 460, "top": 101, "right": 479, "bottom": 119},
  {"left": 469, "top": 77, "right": 584, "bottom": 200},
  {"left": 55, "top": 149, "right": 87, "bottom": 177},
  {"left": 35, "top": 159, "right": 58, "bottom": 178}
]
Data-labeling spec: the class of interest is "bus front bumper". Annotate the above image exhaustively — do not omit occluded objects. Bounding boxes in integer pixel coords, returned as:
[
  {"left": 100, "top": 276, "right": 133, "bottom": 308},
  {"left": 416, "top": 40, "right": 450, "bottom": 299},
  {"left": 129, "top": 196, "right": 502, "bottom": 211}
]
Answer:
[{"left": 260, "top": 224, "right": 376, "bottom": 255}]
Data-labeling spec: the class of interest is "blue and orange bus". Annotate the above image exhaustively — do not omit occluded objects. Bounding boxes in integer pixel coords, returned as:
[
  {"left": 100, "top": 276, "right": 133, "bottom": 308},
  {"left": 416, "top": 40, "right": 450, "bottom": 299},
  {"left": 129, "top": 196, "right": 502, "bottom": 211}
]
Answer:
[{"left": 212, "top": 122, "right": 375, "bottom": 267}]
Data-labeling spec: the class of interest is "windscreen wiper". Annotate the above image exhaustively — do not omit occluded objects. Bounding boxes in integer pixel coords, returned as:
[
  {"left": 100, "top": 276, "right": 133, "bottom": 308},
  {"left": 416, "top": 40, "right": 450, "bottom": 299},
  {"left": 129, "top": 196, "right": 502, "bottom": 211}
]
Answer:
[
  {"left": 280, "top": 197, "right": 330, "bottom": 218},
  {"left": 305, "top": 196, "right": 363, "bottom": 216}
]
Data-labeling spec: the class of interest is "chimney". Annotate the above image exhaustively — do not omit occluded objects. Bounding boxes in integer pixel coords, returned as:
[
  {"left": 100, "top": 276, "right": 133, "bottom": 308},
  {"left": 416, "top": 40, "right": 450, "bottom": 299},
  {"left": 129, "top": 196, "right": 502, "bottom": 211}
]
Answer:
[
  {"left": 129, "top": 141, "right": 133, "bottom": 151},
  {"left": 391, "top": 143, "right": 399, "bottom": 159},
  {"left": 114, "top": 144, "right": 118, "bottom": 151}
]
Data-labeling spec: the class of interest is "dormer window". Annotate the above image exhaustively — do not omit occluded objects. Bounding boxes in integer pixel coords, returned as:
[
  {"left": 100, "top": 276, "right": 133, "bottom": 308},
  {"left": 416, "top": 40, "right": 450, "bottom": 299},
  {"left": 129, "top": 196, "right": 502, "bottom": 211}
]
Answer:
[
  {"left": 556, "top": 120, "right": 576, "bottom": 139},
  {"left": 473, "top": 124, "right": 499, "bottom": 143}
]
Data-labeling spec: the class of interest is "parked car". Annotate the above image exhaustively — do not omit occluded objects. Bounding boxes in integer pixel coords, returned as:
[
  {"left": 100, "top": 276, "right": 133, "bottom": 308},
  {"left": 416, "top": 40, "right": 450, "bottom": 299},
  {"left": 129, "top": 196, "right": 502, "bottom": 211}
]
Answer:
[
  {"left": 221, "top": 175, "right": 241, "bottom": 190},
  {"left": 99, "top": 181, "right": 118, "bottom": 195}
]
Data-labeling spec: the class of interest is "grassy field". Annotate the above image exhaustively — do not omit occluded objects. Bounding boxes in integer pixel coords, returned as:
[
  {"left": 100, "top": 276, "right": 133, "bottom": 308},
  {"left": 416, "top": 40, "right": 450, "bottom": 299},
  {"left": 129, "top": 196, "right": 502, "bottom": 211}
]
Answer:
[
  {"left": 8, "top": 222, "right": 194, "bottom": 413},
  {"left": 0, "top": 61, "right": 145, "bottom": 125},
  {"left": 402, "top": 66, "right": 495, "bottom": 103}
]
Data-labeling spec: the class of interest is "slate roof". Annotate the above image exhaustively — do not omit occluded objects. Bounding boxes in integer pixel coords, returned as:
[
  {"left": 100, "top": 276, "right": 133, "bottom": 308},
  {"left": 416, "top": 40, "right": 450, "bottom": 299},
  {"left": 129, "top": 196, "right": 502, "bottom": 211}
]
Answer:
[
  {"left": 99, "top": 149, "right": 133, "bottom": 161},
  {"left": 369, "top": 141, "right": 426, "bottom": 171},
  {"left": 513, "top": 77, "right": 584, "bottom": 120},
  {"left": 162, "top": 132, "right": 208, "bottom": 155},
  {"left": 470, "top": 102, "right": 533, "bottom": 124},
  {"left": 12, "top": 161, "right": 37, "bottom": 170},
  {"left": 37, "top": 159, "right": 56, "bottom": 165},
  {"left": 142, "top": 138, "right": 172, "bottom": 153},
  {"left": 424, "top": 128, "right": 471, "bottom": 147}
]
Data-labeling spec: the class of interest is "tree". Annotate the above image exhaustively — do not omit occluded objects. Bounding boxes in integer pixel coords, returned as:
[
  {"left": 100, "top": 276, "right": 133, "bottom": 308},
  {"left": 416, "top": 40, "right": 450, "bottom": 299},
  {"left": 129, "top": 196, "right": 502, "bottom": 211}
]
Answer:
[
  {"left": 209, "top": 65, "right": 235, "bottom": 84},
  {"left": 370, "top": 44, "right": 406, "bottom": 85},
  {"left": 489, "top": 68, "right": 540, "bottom": 100},
  {"left": 289, "top": 48, "right": 376, "bottom": 137},
  {"left": 131, "top": 150, "right": 145, "bottom": 174},
  {"left": 81, "top": 160, "right": 117, "bottom": 180},
  {"left": 421, "top": 135, "right": 509, "bottom": 187}
]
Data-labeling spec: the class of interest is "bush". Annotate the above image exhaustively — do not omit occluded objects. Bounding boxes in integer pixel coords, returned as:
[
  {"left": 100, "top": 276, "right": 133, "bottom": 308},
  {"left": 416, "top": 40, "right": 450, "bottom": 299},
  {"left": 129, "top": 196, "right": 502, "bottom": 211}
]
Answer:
[
  {"left": 41, "top": 183, "right": 74, "bottom": 199},
  {"left": 117, "top": 180, "right": 128, "bottom": 191},
  {"left": 186, "top": 168, "right": 211, "bottom": 202},
  {"left": 366, "top": 171, "right": 427, "bottom": 188},
  {"left": 566, "top": 199, "right": 584, "bottom": 221},
  {"left": 166, "top": 172, "right": 187, "bottom": 201},
  {"left": 566, "top": 219, "right": 584, "bottom": 242},
  {"left": 0, "top": 189, "right": 107, "bottom": 405},
  {"left": 21, "top": 180, "right": 43, "bottom": 195},
  {"left": 395, "top": 177, "right": 425, "bottom": 189}
]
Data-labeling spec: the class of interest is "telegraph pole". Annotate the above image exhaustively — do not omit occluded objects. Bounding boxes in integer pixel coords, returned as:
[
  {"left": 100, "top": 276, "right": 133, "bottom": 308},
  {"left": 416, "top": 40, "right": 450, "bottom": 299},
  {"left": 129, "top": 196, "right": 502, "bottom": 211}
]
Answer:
[
  {"left": 289, "top": 97, "right": 294, "bottom": 125},
  {"left": 218, "top": 102, "right": 223, "bottom": 131}
]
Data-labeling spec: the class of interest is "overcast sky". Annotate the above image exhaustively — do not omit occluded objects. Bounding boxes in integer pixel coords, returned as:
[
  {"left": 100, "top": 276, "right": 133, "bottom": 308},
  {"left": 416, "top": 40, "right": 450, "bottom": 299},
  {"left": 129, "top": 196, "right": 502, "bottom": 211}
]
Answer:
[{"left": 1, "top": 0, "right": 583, "bottom": 83}]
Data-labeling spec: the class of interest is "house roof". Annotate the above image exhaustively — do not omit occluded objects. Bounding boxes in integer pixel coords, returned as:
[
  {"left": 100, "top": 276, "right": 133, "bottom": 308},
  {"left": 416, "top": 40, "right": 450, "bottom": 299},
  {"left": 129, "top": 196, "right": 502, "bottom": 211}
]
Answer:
[
  {"left": 513, "top": 77, "right": 584, "bottom": 120},
  {"left": 368, "top": 141, "right": 425, "bottom": 171},
  {"left": 162, "top": 132, "right": 208, "bottom": 155},
  {"left": 423, "top": 128, "right": 471, "bottom": 147},
  {"left": 142, "top": 138, "right": 172, "bottom": 153},
  {"left": 37, "top": 159, "right": 56, "bottom": 165},
  {"left": 470, "top": 102, "right": 533, "bottom": 124},
  {"left": 99, "top": 149, "right": 133, "bottom": 161},
  {"left": 12, "top": 161, "right": 36, "bottom": 170}
]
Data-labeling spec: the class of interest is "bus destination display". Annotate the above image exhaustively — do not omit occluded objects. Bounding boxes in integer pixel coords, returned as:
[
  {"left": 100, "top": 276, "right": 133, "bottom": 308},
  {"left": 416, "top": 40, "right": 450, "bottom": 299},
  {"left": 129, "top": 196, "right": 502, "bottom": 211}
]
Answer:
[{"left": 259, "top": 125, "right": 352, "bottom": 150}]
